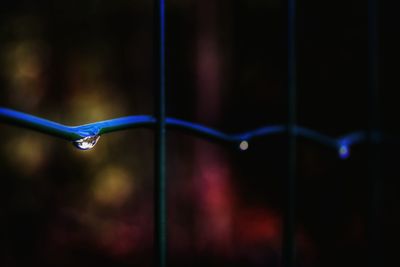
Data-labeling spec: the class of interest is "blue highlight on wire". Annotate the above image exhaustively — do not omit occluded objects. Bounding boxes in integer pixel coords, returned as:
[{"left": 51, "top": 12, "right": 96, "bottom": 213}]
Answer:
[{"left": 0, "top": 107, "right": 386, "bottom": 158}]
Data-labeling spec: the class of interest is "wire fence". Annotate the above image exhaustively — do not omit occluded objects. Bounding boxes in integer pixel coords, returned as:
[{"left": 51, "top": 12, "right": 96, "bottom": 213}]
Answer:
[{"left": 0, "top": 0, "right": 386, "bottom": 266}]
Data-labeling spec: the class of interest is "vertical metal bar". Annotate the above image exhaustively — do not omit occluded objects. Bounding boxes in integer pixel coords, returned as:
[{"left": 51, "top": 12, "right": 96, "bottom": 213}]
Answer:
[
  {"left": 283, "top": 0, "right": 297, "bottom": 266},
  {"left": 367, "top": 0, "right": 382, "bottom": 266},
  {"left": 154, "top": 0, "right": 167, "bottom": 266}
]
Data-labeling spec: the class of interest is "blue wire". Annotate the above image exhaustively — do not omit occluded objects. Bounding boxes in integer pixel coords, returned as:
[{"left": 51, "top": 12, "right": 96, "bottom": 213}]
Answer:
[{"left": 0, "top": 107, "right": 384, "bottom": 155}]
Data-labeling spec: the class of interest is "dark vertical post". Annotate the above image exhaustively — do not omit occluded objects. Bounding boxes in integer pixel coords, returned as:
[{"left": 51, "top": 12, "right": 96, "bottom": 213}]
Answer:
[
  {"left": 367, "top": 0, "right": 382, "bottom": 266},
  {"left": 154, "top": 0, "right": 167, "bottom": 266},
  {"left": 283, "top": 0, "right": 297, "bottom": 266}
]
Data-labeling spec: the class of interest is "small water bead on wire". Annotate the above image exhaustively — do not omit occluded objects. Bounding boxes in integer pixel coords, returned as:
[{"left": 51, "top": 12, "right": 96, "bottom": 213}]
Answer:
[
  {"left": 338, "top": 143, "right": 350, "bottom": 160},
  {"left": 73, "top": 135, "right": 100, "bottom": 150},
  {"left": 239, "top": 140, "right": 249, "bottom": 151}
]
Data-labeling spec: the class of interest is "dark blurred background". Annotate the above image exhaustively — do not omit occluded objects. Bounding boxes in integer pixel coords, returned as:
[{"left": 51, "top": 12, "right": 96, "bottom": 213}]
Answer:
[{"left": 0, "top": 0, "right": 399, "bottom": 266}]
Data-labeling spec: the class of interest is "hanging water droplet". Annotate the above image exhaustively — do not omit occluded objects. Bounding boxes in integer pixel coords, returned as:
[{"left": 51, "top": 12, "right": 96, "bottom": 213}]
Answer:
[
  {"left": 239, "top": 140, "right": 249, "bottom": 151},
  {"left": 73, "top": 135, "right": 100, "bottom": 150},
  {"left": 338, "top": 144, "right": 350, "bottom": 159}
]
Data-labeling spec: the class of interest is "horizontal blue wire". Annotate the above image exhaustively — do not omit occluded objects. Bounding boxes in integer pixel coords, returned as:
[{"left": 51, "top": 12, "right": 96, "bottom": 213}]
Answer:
[
  {"left": 0, "top": 108, "right": 79, "bottom": 140},
  {"left": 338, "top": 131, "right": 367, "bottom": 146},
  {"left": 296, "top": 126, "right": 337, "bottom": 148},
  {"left": 0, "top": 107, "right": 392, "bottom": 153}
]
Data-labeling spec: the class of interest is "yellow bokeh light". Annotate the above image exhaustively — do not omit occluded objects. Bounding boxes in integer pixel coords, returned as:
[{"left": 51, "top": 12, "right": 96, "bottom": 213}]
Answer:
[
  {"left": 4, "top": 133, "right": 49, "bottom": 176},
  {"left": 91, "top": 166, "right": 133, "bottom": 208}
]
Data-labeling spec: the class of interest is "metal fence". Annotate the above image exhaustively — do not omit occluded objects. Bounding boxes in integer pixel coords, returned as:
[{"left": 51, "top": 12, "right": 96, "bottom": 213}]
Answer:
[{"left": 0, "top": 0, "right": 385, "bottom": 266}]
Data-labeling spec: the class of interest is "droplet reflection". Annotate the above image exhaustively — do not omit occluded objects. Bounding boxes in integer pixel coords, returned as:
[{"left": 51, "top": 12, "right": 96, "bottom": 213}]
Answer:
[{"left": 73, "top": 135, "right": 100, "bottom": 150}]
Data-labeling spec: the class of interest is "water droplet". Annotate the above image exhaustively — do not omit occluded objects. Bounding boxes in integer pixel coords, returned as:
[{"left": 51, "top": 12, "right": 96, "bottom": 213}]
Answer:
[
  {"left": 73, "top": 135, "right": 100, "bottom": 150},
  {"left": 338, "top": 144, "right": 350, "bottom": 159},
  {"left": 239, "top": 140, "right": 249, "bottom": 151}
]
